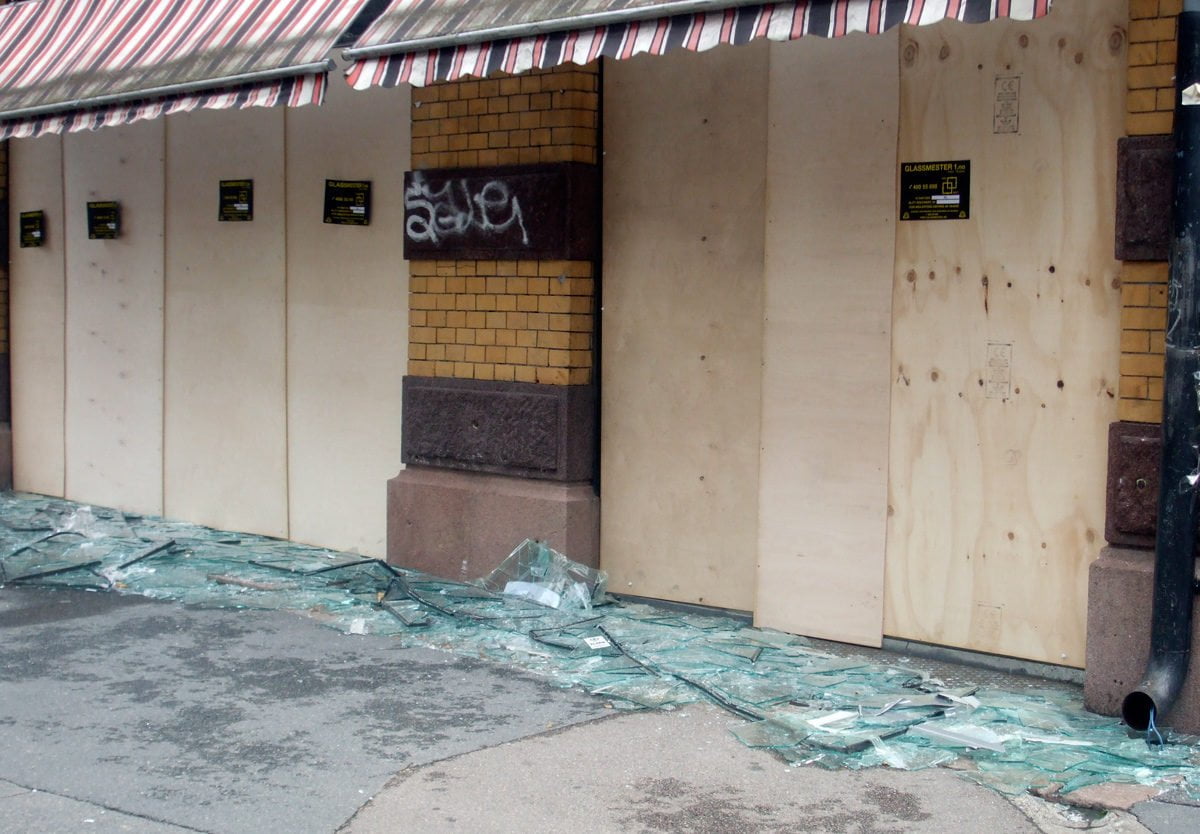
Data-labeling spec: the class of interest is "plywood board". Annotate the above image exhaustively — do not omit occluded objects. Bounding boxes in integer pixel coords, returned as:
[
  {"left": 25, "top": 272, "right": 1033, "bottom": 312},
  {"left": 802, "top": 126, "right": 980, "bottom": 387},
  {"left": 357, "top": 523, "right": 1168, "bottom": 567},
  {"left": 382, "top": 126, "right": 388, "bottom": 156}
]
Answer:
[
  {"left": 284, "top": 69, "right": 409, "bottom": 557},
  {"left": 884, "top": 0, "right": 1125, "bottom": 666},
  {"left": 9, "top": 136, "right": 66, "bottom": 497},
  {"left": 164, "top": 107, "right": 288, "bottom": 538},
  {"left": 61, "top": 123, "right": 165, "bottom": 515},
  {"left": 601, "top": 44, "right": 767, "bottom": 611},
  {"left": 754, "top": 32, "right": 899, "bottom": 647}
]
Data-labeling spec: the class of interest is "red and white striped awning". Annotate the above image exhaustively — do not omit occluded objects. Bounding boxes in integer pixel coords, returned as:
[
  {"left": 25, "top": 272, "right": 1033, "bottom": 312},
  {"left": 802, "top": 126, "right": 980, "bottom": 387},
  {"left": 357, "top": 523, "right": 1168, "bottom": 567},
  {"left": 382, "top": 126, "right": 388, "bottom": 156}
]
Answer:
[
  {"left": 344, "top": 0, "right": 1052, "bottom": 90},
  {"left": 0, "top": 0, "right": 371, "bottom": 140}
]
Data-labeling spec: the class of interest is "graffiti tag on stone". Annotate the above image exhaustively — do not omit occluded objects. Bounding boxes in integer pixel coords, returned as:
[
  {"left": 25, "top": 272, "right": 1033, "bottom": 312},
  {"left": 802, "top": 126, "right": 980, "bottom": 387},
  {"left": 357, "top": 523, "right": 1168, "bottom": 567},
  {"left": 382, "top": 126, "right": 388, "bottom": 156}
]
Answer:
[{"left": 404, "top": 173, "right": 529, "bottom": 247}]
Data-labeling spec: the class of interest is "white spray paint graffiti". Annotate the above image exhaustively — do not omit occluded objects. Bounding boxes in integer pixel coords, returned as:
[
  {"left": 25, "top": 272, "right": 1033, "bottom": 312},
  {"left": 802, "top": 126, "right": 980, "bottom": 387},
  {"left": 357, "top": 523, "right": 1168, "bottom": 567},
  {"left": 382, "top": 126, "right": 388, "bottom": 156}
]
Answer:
[{"left": 405, "top": 172, "right": 530, "bottom": 246}]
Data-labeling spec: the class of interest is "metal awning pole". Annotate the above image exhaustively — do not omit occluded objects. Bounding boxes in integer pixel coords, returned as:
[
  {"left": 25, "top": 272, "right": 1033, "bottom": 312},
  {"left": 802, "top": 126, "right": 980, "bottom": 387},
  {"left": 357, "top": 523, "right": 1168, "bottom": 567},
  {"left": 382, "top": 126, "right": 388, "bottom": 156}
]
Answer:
[
  {"left": 0, "top": 60, "right": 334, "bottom": 123},
  {"left": 1123, "top": 0, "right": 1200, "bottom": 732},
  {"left": 341, "top": 0, "right": 766, "bottom": 60}
]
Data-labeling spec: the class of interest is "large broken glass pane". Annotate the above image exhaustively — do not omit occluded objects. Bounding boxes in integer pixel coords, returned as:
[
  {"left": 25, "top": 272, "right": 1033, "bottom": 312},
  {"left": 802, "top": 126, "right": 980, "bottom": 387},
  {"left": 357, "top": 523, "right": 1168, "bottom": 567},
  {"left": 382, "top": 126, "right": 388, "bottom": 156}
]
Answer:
[
  {"left": 478, "top": 539, "right": 607, "bottom": 610},
  {"left": 3, "top": 491, "right": 1200, "bottom": 802}
]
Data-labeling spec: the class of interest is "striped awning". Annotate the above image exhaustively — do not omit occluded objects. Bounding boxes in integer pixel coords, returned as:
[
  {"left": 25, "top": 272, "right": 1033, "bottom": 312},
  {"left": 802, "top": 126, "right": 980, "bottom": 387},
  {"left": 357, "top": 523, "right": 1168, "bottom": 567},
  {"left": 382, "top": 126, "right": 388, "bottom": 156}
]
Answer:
[
  {"left": 344, "top": 0, "right": 1052, "bottom": 90},
  {"left": 0, "top": 0, "right": 371, "bottom": 140}
]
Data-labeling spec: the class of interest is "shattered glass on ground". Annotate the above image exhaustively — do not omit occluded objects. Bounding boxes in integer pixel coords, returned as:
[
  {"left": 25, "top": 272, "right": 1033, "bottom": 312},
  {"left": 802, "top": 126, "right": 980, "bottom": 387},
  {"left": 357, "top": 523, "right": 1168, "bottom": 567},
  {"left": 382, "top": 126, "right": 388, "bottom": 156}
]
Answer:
[{"left": 1, "top": 492, "right": 1197, "bottom": 802}]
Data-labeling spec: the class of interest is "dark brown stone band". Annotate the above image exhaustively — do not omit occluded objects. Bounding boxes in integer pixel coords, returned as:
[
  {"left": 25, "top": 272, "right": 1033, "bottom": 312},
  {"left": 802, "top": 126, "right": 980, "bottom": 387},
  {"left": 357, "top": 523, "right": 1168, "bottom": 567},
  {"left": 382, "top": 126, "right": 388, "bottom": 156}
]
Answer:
[
  {"left": 1116, "top": 135, "right": 1172, "bottom": 262},
  {"left": 401, "top": 375, "right": 596, "bottom": 482},
  {"left": 1106, "top": 420, "right": 1162, "bottom": 548}
]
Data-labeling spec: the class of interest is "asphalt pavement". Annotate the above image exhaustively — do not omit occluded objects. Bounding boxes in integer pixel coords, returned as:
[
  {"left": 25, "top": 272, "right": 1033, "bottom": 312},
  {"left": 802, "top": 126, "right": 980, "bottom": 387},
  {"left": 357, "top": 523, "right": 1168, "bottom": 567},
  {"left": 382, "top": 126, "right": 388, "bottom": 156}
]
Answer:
[{"left": 0, "top": 586, "right": 1197, "bottom": 833}]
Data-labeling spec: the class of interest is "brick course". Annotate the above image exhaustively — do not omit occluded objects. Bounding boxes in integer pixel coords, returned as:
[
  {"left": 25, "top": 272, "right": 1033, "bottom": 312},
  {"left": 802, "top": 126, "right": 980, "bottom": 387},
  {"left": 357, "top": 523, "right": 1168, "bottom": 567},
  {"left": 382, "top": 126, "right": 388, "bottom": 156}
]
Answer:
[
  {"left": 407, "top": 258, "right": 594, "bottom": 384},
  {"left": 410, "top": 66, "right": 598, "bottom": 171}
]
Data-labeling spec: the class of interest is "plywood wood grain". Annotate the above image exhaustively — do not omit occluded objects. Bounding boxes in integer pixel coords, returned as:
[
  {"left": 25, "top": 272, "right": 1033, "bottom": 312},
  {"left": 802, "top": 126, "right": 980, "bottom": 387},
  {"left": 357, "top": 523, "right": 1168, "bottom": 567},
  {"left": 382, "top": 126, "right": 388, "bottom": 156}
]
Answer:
[
  {"left": 9, "top": 137, "right": 66, "bottom": 497},
  {"left": 884, "top": 0, "right": 1125, "bottom": 666},
  {"left": 284, "top": 68, "right": 409, "bottom": 557},
  {"left": 164, "top": 107, "right": 288, "bottom": 538},
  {"left": 62, "top": 123, "right": 165, "bottom": 515},
  {"left": 755, "top": 31, "right": 899, "bottom": 647},
  {"left": 601, "top": 44, "right": 767, "bottom": 611}
]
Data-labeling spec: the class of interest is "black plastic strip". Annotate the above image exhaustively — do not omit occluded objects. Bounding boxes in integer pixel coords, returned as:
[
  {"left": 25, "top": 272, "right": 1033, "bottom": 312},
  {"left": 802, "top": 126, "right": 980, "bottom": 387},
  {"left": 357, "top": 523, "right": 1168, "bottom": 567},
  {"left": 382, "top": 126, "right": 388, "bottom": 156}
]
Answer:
[
  {"left": 117, "top": 539, "right": 176, "bottom": 570},
  {"left": 9, "top": 560, "right": 103, "bottom": 582}
]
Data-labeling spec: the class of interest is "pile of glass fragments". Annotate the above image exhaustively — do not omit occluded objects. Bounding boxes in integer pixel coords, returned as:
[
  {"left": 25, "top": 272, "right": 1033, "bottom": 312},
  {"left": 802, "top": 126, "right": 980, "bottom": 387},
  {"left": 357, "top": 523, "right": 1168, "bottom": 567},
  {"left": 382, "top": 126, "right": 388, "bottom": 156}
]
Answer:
[{"left": 1, "top": 492, "right": 1198, "bottom": 800}]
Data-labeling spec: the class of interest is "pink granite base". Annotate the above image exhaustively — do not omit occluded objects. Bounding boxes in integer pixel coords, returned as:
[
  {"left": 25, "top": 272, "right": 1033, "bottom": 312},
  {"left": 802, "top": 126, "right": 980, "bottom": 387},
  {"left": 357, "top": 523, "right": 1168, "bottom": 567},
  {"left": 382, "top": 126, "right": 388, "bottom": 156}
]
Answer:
[
  {"left": 387, "top": 466, "right": 599, "bottom": 582},
  {"left": 1085, "top": 545, "right": 1200, "bottom": 732}
]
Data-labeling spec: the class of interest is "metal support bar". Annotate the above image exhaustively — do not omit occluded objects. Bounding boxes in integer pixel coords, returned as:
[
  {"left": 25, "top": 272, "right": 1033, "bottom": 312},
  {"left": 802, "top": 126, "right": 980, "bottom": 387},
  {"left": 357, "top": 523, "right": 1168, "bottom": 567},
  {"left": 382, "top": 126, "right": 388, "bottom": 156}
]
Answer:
[
  {"left": 0, "top": 61, "right": 334, "bottom": 122},
  {"left": 341, "top": 0, "right": 765, "bottom": 60}
]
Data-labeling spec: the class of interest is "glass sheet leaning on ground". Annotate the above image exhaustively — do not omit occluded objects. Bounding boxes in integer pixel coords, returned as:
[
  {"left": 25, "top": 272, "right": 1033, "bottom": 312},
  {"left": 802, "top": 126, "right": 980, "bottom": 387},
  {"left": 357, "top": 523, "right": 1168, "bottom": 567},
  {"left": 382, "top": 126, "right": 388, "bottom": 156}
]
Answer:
[{"left": 0, "top": 492, "right": 1197, "bottom": 801}]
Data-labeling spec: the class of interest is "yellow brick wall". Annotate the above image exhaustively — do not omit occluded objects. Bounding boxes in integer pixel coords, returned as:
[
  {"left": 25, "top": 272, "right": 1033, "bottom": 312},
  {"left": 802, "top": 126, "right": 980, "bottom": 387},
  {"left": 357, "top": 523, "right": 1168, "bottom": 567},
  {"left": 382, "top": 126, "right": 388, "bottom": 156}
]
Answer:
[
  {"left": 407, "top": 258, "right": 594, "bottom": 384},
  {"left": 1119, "top": 261, "right": 1167, "bottom": 423},
  {"left": 1120, "top": 0, "right": 1179, "bottom": 423},
  {"left": 407, "top": 64, "right": 600, "bottom": 385},
  {"left": 411, "top": 65, "right": 598, "bottom": 171}
]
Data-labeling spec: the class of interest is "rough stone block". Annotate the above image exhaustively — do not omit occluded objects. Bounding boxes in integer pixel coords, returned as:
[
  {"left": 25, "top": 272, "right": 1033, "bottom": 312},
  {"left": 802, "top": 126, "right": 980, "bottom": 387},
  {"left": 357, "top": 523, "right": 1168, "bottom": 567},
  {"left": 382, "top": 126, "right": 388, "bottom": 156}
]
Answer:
[
  {"left": 1106, "top": 421, "right": 1161, "bottom": 548},
  {"left": 387, "top": 466, "right": 599, "bottom": 582},
  {"left": 1085, "top": 546, "right": 1200, "bottom": 732}
]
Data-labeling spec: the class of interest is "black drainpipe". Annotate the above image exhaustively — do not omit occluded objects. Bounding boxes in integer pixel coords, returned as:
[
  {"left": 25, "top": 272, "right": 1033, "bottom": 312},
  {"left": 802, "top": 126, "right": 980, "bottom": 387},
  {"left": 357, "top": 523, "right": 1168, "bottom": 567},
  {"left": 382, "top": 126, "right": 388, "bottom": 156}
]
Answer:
[{"left": 1122, "top": 0, "right": 1200, "bottom": 733}]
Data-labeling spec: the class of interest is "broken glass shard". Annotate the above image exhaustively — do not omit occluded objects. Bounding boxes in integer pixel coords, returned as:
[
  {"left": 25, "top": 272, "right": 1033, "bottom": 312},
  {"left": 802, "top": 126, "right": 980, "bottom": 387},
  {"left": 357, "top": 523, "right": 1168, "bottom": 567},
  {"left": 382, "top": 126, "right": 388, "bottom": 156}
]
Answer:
[{"left": 479, "top": 539, "right": 608, "bottom": 610}]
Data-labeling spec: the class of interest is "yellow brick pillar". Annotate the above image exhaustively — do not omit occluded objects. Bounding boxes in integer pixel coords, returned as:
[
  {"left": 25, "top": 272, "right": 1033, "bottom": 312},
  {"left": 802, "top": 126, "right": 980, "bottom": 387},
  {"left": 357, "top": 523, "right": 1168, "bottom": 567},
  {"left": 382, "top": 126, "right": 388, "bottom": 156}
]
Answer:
[
  {"left": 388, "top": 64, "right": 602, "bottom": 579},
  {"left": 407, "top": 66, "right": 598, "bottom": 387},
  {"left": 1119, "top": 0, "right": 1180, "bottom": 423}
]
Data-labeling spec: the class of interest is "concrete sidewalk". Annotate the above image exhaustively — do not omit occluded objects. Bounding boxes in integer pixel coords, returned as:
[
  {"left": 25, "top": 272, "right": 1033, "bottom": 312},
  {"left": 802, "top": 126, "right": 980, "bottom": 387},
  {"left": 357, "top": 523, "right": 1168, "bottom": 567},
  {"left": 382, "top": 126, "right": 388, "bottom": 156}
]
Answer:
[{"left": 0, "top": 586, "right": 1195, "bottom": 833}]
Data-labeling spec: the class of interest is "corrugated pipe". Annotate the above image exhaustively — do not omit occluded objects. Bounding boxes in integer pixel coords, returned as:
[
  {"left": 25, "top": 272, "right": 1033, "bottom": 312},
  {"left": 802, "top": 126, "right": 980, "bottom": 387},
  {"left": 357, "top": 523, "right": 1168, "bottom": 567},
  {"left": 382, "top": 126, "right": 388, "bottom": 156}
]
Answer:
[{"left": 1122, "top": 0, "right": 1200, "bottom": 734}]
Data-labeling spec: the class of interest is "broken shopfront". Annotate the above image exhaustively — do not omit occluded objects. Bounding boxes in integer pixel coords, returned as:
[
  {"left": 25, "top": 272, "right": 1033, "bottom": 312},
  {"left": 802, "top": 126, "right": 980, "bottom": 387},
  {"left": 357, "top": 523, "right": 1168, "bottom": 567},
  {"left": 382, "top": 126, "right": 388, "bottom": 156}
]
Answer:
[{"left": 3, "top": 0, "right": 1122, "bottom": 674}]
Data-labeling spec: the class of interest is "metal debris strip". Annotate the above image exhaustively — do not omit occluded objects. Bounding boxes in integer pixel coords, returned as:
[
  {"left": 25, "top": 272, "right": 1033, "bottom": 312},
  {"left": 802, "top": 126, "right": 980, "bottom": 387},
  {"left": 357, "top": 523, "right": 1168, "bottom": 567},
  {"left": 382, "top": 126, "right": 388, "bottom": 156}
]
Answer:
[{"left": 1, "top": 493, "right": 1198, "bottom": 801}]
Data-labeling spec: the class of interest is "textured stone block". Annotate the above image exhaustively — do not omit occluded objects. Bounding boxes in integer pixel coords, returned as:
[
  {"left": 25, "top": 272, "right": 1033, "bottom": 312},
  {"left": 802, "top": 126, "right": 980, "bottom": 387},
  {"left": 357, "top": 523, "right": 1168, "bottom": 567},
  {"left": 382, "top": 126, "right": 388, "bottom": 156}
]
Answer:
[
  {"left": 1115, "top": 135, "right": 1172, "bottom": 261},
  {"left": 402, "top": 376, "right": 595, "bottom": 481},
  {"left": 1105, "top": 421, "right": 1161, "bottom": 548}
]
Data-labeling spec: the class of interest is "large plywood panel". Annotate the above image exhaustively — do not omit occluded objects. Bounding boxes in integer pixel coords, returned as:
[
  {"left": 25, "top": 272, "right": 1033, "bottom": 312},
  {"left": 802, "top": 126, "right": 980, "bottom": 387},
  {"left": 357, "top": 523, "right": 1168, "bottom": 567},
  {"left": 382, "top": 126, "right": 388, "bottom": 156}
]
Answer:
[
  {"left": 9, "top": 137, "right": 66, "bottom": 497},
  {"left": 601, "top": 44, "right": 767, "bottom": 611},
  {"left": 885, "top": 0, "right": 1125, "bottom": 666},
  {"left": 164, "top": 107, "right": 288, "bottom": 538},
  {"left": 285, "top": 71, "right": 409, "bottom": 557},
  {"left": 62, "top": 124, "right": 165, "bottom": 515},
  {"left": 755, "top": 32, "right": 899, "bottom": 647}
]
